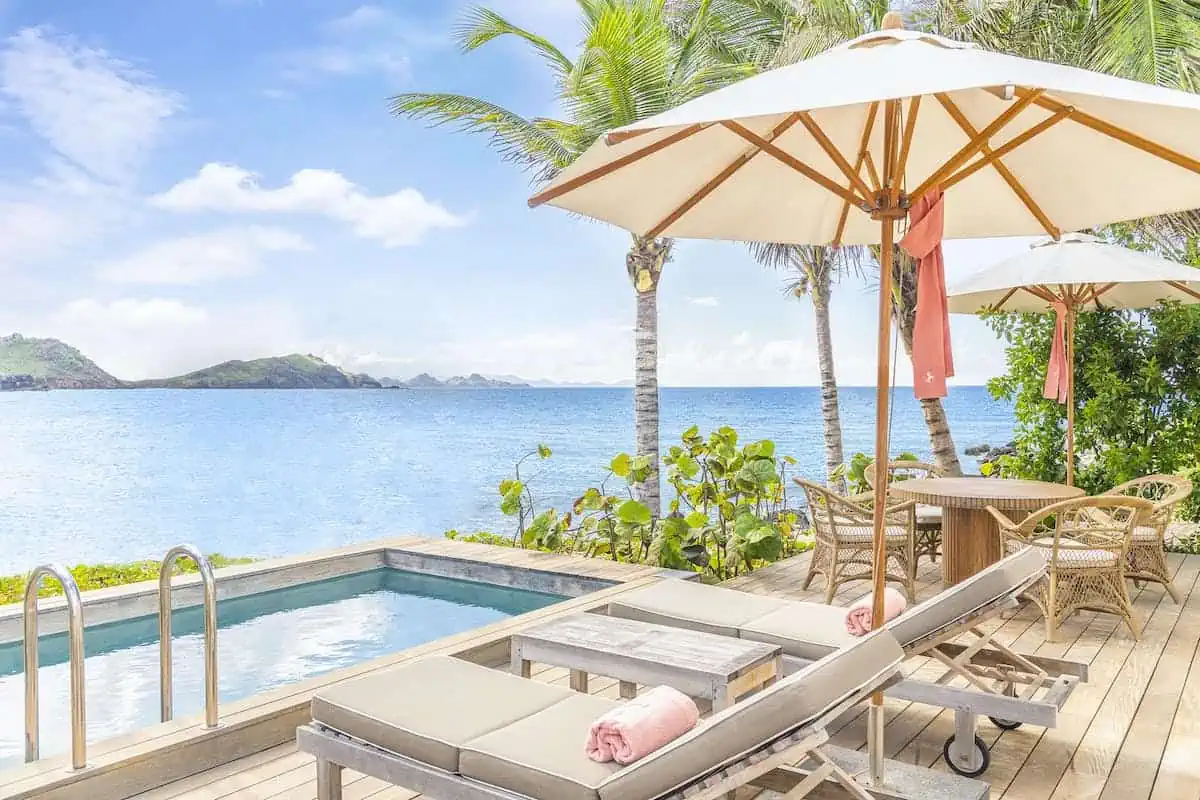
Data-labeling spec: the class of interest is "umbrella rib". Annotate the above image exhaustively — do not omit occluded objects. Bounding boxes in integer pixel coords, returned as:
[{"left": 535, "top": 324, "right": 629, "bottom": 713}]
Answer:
[
  {"left": 1018, "top": 90, "right": 1200, "bottom": 177},
  {"left": 896, "top": 96, "right": 922, "bottom": 189},
  {"left": 943, "top": 105, "right": 1074, "bottom": 191},
  {"left": 1021, "top": 285, "right": 1061, "bottom": 305},
  {"left": 528, "top": 124, "right": 708, "bottom": 208},
  {"left": 1167, "top": 280, "right": 1200, "bottom": 301},
  {"left": 910, "top": 89, "right": 1043, "bottom": 201},
  {"left": 721, "top": 120, "right": 871, "bottom": 210},
  {"left": 798, "top": 112, "right": 876, "bottom": 202},
  {"left": 645, "top": 114, "right": 802, "bottom": 239},
  {"left": 1082, "top": 282, "right": 1117, "bottom": 306},
  {"left": 935, "top": 94, "right": 1061, "bottom": 239},
  {"left": 833, "top": 103, "right": 880, "bottom": 247},
  {"left": 990, "top": 287, "right": 1021, "bottom": 311}
]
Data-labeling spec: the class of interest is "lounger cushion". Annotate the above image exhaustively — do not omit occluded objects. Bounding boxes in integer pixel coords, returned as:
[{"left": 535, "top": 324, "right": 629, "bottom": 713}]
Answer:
[
  {"left": 598, "top": 629, "right": 904, "bottom": 800},
  {"left": 461, "top": 693, "right": 622, "bottom": 800},
  {"left": 739, "top": 602, "right": 856, "bottom": 660},
  {"left": 607, "top": 579, "right": 788, "bottom": 638},
  {"left": 887, "top": 547, "right": 1045, "bottom": 649},
  {"left": 310, "top": 655, "right": 572, "bottom": 772}
]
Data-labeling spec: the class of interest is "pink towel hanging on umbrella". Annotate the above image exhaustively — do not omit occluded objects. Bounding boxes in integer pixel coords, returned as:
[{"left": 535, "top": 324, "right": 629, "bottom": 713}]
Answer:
[
  {"left": 1043, "top": 301, "right": 1070, "bottom": 403},
  {"left": 900, "top": 189, "right": 955, "bottom": 400}
]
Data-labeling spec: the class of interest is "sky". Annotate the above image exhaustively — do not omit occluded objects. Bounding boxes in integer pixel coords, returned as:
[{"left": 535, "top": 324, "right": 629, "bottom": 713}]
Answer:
[{"left": 0, "top": 0, "right": 1040, "bottom": 386}]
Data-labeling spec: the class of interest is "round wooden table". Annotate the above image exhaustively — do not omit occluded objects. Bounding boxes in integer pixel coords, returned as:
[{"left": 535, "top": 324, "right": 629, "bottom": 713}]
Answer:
[{"left": 889, "top": 477, "right": 1085, "bottom": 586}]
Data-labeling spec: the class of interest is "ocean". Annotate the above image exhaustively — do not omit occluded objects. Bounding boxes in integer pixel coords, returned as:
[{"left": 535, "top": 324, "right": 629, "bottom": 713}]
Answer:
[{"left": 0, "top": 387, "right": 1015, "bottom": 573}]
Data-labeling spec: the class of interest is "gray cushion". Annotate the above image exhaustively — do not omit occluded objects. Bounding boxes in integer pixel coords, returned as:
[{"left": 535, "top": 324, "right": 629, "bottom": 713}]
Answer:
[
  {"left": 311, "top": 655, "right": 572, "bottom": 771},
  {"left": 607, "top": 579, "right": 788, "bottom": 638},
  {"left": 461, "top": 693, "right": 622, "bottom": 800},
  {"left": 598, "top": 629, "right": 903, "bottom": 800},
  {"left": 887, "top": 547, "right": 1045, "bottom": 650},
  {"left": 739, "top": 602, "right": 857, "bottom": 660}
]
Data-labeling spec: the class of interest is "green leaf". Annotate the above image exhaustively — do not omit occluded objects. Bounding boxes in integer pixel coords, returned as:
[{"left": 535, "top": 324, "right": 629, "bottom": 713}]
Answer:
[
  {"left": 736, "top": 459, "right": 779, "bottom": 489},
  {"left": 674, "top": 454, "right": 700, "bottom": 479},
  {"left": 685, "top": 511, "right": 709, "bottom": 528},
  {"left": 610, "top": 453, "right": 632, "bottom": 478},
  {"left": 500, "top": 481, "right": 525, "bottom": 516},
  {"left": 617, "top": 499, "right": 653, "bottom": 525},
  {"left": 537, "top": 444, "right": 552, "bottom": 459}
]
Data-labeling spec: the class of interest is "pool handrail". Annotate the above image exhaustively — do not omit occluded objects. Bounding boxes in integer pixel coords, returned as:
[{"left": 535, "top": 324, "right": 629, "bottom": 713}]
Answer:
[
  {"left": 159, "top": 544, "right": 219, "bottom": 729},
  {"left": 23, "top": 563, "right": 87, "bottom": 769}
]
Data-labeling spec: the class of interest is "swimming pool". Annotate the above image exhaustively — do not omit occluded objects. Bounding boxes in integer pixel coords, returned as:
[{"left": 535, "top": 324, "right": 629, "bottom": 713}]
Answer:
[{"left": 0, "top": 569, "right": 565, "bottom": 769}]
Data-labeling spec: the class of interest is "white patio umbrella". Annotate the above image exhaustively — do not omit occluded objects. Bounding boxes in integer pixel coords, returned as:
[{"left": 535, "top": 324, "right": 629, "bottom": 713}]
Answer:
[
  {"left": 527, "top": 12, "right": 1200, "bottom": 787},
  {"left": 948, "top": 232, "right": 1200, "bottom": 485}
]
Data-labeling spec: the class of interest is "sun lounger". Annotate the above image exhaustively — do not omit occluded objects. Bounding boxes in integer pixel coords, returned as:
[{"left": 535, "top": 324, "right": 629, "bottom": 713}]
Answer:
[
  {"left": 606, "top": 548, "right": 1088, "bottom": 777},
  {"left": 296, "top": 628, "right": 904, "bottom": 800}
]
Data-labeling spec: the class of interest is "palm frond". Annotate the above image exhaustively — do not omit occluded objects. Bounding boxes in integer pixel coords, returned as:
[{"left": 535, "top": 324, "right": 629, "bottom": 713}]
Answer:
[
  {"left": 1087, "top": 0, "right": 1200, "bottom": 88},
  {"left": 455, "top": 6, "right": 576, "bottom": 78},
  {"left": 389, "top": 93, "right": 577, "bottom": 181}
]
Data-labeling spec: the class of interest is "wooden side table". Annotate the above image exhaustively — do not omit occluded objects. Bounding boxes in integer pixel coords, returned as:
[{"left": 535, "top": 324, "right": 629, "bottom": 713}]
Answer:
[
  {"left": 890, "top": 477, "right": 1084, "bottom": 585},
  {"left": 510, "top": 612, "right": 781, "bottom": 711}
]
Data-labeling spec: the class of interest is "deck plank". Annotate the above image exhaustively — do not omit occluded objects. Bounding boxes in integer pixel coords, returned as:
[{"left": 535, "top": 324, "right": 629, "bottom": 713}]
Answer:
[{"left": 115, "top": 547, "right": 1200, "bottom": 800}]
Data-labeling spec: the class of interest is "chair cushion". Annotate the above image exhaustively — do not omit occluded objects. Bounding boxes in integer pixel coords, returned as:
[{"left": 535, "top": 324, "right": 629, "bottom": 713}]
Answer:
[
  {"left": 1032, "top": 538, "right": 1120, "bottom": 569},
  {"left": 461, "top": 693, "right": 622, "bottom": 800},
  {"left": 832, "top": 524, "right": 911, "bottom": 544},
  {"left": 916, "top": 505, "right": 943, "bottom": 526},
  {"left": 607, "top": 579, "right": 789, "bottom": 638},
  {"left": 1131, "top": 525, "right": 1160, "bottom": 543},
  {"left": 738, "top": 602, "right": 857, "bottom": 660},
  {"left": 598, "top": 628, "right": 904, "bottom": 800},
  {"left": 310, "top": 655, "right": 572, "bottom": 772}
]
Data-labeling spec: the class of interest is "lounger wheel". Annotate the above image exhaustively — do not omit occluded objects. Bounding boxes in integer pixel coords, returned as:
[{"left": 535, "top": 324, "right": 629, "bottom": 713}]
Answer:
[
  {"left": 989, "top": 683, "right": 1023, "bottom": 730},
  {"left": 943, "top": 734, "right": 990, "bottom": 778}
]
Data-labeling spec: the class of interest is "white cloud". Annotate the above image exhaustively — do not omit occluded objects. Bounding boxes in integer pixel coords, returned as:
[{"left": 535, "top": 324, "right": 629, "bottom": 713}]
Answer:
[
  {"left": 279, "top": 4, "right": 446, "bottom": 83},
  {"left": 687, "top": 296, "right": 719, "bottom": 307},
  {"left": 0, "top": 27, "right": 181, "bottom": 184},
  {"left": 56, "top": 297, "right": 209, "bottom": 330},
  {"left": 97, "top": 226, "right": 310, "bottom": 285},
  {"left": 151, "top": 163, "right": 468, "bottom": 247}
]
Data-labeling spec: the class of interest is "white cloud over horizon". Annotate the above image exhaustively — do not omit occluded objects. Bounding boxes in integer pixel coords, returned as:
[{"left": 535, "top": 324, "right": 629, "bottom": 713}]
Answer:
[
  {"left": 151, "top": 163, "right": 469, "bottom": 247},
  {"left": 96, "top": 225, "right": 310, "bottom": 284}
]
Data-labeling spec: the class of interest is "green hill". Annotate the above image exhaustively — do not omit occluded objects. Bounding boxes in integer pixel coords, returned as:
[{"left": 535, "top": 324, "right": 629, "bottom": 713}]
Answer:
[
  {"left": 132, "top": 354, "right": 383, "bottom": 389},
  {"left": 0, "top": 334, "right": 120, "bottom": 389}
]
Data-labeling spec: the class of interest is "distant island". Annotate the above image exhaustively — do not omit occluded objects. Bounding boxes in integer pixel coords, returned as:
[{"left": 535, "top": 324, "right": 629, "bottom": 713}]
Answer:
[{"left": 0, "top": 333, "right": 596, "bottom": 391}]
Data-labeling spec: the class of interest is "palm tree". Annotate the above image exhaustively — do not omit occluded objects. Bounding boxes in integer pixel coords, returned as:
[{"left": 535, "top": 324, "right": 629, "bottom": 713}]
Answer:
[
  {"left": 390, "top": 1, "right": 752, "bottom": 514},
  {"left": 750, "top": 243, "right": 861, "bottom": 489}
]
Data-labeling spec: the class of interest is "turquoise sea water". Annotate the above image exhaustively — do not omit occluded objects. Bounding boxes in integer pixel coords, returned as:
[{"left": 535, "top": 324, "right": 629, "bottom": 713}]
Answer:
[{"left": 0, "top": 387, "right": 1014, "bottom": 573}]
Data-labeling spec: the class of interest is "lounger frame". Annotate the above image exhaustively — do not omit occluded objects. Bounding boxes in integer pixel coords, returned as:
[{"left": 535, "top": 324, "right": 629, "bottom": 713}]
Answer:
[
  {"left": 296, "top": 662, "right": 901, "bottom": 800},
  {"left": 782, "top": 581, "right": 1087, "bottom": 776}
]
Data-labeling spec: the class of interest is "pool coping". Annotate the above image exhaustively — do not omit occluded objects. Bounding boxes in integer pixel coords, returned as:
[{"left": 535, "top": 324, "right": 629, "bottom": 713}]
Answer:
[
  {"left": 0, "top": 540, "right": 691, "bottom": 800},
  {"left": 0, "top": 536, "right": 691, "bottom": 646}
]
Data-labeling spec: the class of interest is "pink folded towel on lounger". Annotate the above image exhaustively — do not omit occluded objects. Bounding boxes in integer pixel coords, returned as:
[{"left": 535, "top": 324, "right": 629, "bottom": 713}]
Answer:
[
  {"left": 846, "top": 587, "right": 908, "bottom": 636},
  {"left": 585, "top": 685, "right": 699, "bottom": 765}
]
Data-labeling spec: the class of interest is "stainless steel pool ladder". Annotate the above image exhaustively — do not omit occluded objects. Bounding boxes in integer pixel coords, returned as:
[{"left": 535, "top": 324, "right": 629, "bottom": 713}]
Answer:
[
  {"left": 159, "top": 545, "right": 219, "bottom": 728},
  {"left": 23, "top": 563, "right": 87, "bottom": 770}
]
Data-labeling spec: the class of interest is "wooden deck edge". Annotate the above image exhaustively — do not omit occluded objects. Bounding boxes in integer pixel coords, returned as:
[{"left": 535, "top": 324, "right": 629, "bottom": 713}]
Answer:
[{"left": 0, "top": 575, "right": 663, "bottom": 800}]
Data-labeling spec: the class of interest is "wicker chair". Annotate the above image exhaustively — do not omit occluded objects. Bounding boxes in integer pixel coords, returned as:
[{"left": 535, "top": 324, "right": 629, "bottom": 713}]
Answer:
[
  {"left": 864, "top": 460, "right": 944, "bottom": 566},
  {"left": 795, "top": 478, "right": 918, "bottom": 604},
  {"left": 1101, "top": 474, "right": 1194, "bottom": 604},
  {"left": 986, "top": 496, "right": 1155, "bottom": 642}
]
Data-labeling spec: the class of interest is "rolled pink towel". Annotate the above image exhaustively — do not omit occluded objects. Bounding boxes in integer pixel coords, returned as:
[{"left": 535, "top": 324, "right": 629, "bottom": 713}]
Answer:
[
  {"left": 846, "top": 587, "right": 908, "bottom": 636},
  {"left": 585, "top": 685, "right": 699, "bottom": 765}
]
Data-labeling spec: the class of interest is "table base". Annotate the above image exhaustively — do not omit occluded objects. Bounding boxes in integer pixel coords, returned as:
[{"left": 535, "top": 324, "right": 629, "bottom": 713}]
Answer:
[{"left": 942, "top": 507, "right": 1005, "bottom": 586}]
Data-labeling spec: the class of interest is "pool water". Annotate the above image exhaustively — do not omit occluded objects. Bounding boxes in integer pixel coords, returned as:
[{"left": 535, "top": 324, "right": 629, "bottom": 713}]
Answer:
[{"left": 0, "top": 569, "right": 565, "bottom": 769}]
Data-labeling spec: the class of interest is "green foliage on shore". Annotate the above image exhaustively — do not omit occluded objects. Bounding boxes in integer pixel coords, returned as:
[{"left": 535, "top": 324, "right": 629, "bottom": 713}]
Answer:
[
  {"left": 132, "top": 354, "right": 381, "bottom": 390},
  {"left": 0, "top": 555, "right": 256, "bottom": 606},
  {"left": 447, "top": 426, "right": 813, "bottom": 581},
  {"left": 0, "top": 333, "right": 120, "bottom": 389}
]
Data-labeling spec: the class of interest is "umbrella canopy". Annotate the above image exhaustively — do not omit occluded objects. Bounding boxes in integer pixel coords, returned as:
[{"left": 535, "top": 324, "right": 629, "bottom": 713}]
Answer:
[
  {"left": 947, "top": 232, "right": 1200, "bottom": 313},
  {"left": 947, "top": 233, "right": 1200, "bottom": 485},
  {"left": 528, "top": 17, "right": 1200, "bottom": 786},
  {"left": 530, "top": 29, "right": 1200, "bottom": 247}
]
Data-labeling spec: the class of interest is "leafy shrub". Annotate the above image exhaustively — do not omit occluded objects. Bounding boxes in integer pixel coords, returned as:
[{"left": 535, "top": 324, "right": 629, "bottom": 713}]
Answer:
[
  {"left": 448, "top": 426, "right": 813, "bottom": 581},
  {"left": 1, "top": 554, "right": 255, "bottom": 606}
]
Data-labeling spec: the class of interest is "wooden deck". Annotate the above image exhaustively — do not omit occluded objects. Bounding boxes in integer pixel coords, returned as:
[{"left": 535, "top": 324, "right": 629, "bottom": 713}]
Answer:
[{"left": 60, "top": 549, "right": 1200, "bottom": 800}]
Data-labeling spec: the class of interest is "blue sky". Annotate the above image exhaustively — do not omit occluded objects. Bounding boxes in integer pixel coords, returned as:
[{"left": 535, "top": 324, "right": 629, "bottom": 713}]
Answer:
[{"left": 0, "top": 0, "right": 1037, "bottom": 385}]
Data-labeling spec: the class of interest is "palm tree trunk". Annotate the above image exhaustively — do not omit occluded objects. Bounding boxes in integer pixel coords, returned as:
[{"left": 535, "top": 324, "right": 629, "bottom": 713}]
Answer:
[
  {"left": 892, "top": 248, "right": 964, "bottom": 476},
  {"left": 627, "top": 235, "right": 672, "bottom": 515},
  {"left": 810, "top": 270, "right": 846, "bottom": 490}
]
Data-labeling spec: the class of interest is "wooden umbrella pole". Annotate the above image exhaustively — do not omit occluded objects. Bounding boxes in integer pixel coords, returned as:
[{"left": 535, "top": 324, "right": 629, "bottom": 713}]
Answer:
[{"left": 1066, "top": 304, "right": 1077, "bottom": 486}]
